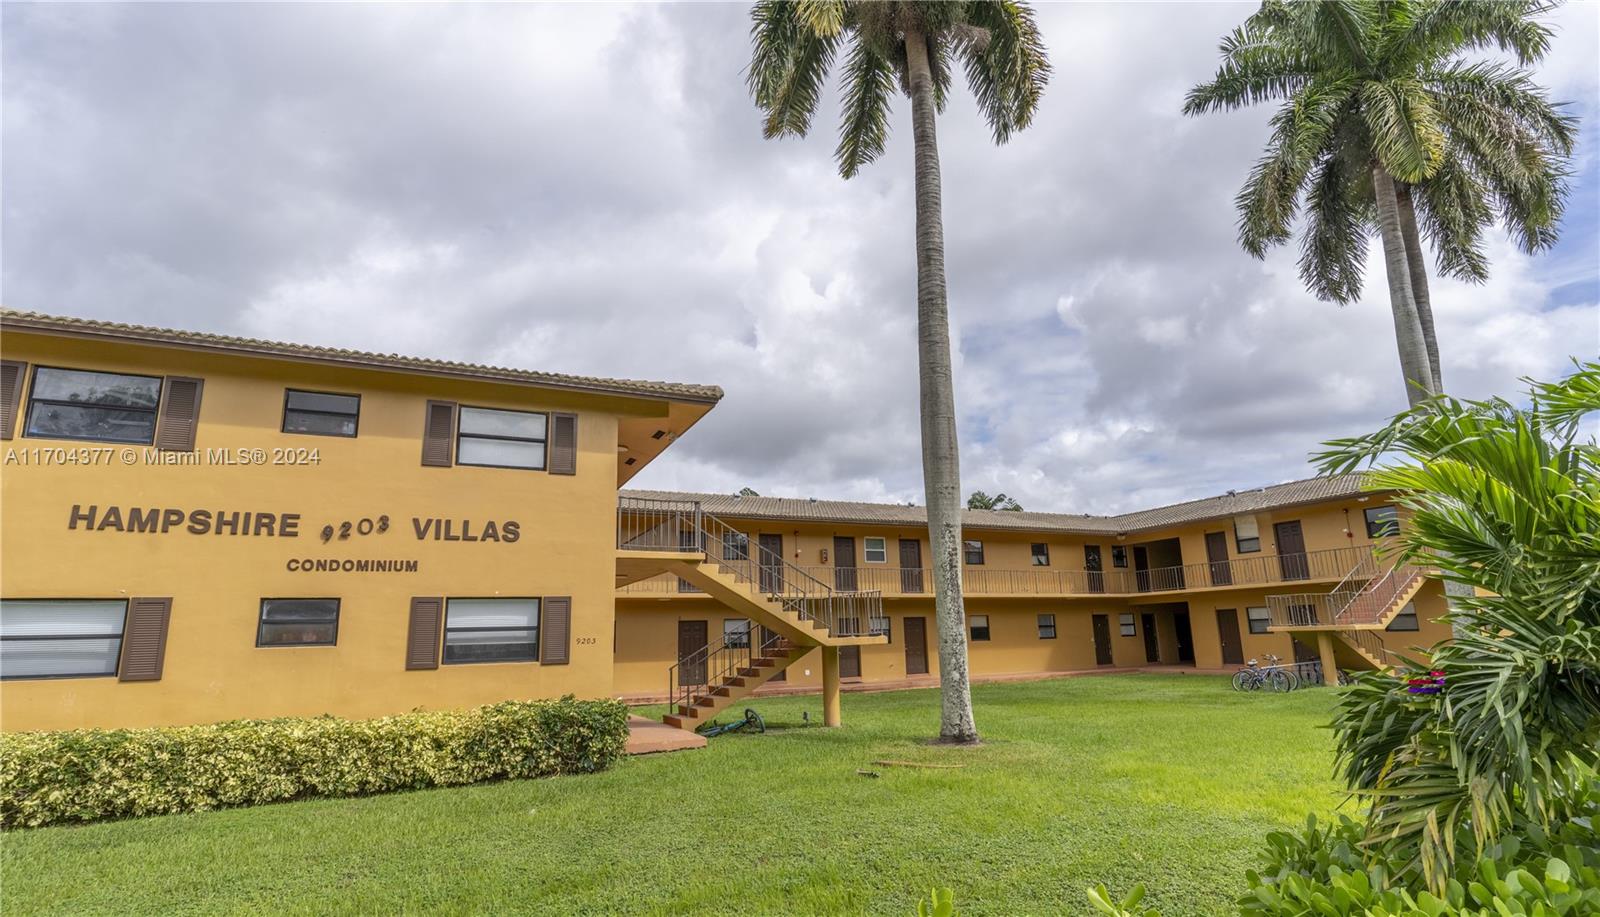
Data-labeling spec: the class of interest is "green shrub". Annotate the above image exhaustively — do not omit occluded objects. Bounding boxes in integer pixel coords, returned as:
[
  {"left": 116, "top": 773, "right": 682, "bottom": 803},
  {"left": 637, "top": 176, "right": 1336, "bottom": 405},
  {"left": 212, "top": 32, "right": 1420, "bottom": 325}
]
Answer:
[{"left": 0, "top": 696, "right": 630, "bottom": 828}]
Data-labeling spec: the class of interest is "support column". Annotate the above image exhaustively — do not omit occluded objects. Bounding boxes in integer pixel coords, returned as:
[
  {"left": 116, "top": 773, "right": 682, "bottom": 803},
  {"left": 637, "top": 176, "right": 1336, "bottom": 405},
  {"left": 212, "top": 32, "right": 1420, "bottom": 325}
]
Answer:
[
  {"left": 822, "top": 645, "right": 841, "bottom": 727},
  {"left": 1316, "top": 633, "right": 1339, "bottom": 687}
]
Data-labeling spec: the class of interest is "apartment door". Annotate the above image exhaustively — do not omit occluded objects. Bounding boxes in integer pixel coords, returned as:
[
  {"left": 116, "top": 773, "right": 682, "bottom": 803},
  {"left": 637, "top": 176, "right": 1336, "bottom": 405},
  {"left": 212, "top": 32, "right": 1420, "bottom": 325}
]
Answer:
[
  {"left": 758, "top": 534, "right": 783, "bottom": 593},
  {"left": 1216, "top": 609, "right": 1244, "bottom": 665},
  {"left": 833, "top": 536, "right": 858, "bottom": 591},
  {"left": 1091, "top": 614, "right": 1114, "bottom": 665},
  {"left": 1205, "top": 531, "right": 1232, "bottom": 587},
  {"left": 899, "top": 539, "right": 925, "bottom": 593},
  {"left": 1141, "top": 612, "right": 1160, "bottom": 662},
  {"left": 677, "top": 620, "right": 708, "bottom": 686},
  {"left": 1274, "top": 521, "right": 1309, "bottom": 580},
  {"left": 903, "top": 616, "right": 929, "bottom": 675},
  {"left": 761, "top": 625, "right": 786, "bottom": 682},
  {"left": 1173, "top": 611, "right": 1195, "bottom": 663},
  {"left": 1084, "top": 545, "right": 1105, "bottom": 593},
  {"left": 1133, "top": 546, "right": 1151, "bottom": 592},
  {"left": 839, "top": 645, "right": 862, "bottom": 679}
]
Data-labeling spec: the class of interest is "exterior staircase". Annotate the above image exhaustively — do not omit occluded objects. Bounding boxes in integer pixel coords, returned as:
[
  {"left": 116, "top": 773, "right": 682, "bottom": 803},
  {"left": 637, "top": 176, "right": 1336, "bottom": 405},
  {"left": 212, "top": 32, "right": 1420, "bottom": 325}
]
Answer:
[
  {"left": 661, "top": 631, "right": 802, "bottom": 730},
  {"left": 616, "top": 496, "right": 888, "bottom": 730},
  {"left": 1266, "top": 555, "right": 1431, "bottom": 674}
]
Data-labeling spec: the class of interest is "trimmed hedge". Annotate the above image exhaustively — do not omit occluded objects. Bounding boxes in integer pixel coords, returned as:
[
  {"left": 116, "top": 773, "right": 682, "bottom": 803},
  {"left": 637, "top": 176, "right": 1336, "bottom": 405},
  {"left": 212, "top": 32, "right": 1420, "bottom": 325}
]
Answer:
[{"left": 0, "top": 696, "right": 630, "bottom": 828}]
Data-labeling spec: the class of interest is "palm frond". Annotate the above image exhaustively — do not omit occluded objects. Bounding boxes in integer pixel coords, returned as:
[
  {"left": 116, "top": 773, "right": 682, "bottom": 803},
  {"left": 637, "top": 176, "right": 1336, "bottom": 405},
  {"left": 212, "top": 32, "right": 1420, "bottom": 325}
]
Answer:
[
  {"left": 834, "top": 39, "right": 896, "bottom": 178},
  {"left": 959, "top": 0, "right": 1050, "bottom": 143},
  {"left": 1298, "top": 148, "right": 1370, "bottom": 303},
  {"left": 1235, "top": 78, "right": 1355, "bottom": 258},
  {"left": 748, "top": 0, "right": 842, "bottom": 140},
  {"left": 1183, "top": 23, "right": 1316, "bottom": 115},
  {"left": 1399, "top": 0, "right": 1555, "bottom": 68},
  {"left": 1360, "top": 77, "right": 1446, "bottom": 181},
  {"left": 1411, "top": 154, "right": 1492, "bottom": 282}
]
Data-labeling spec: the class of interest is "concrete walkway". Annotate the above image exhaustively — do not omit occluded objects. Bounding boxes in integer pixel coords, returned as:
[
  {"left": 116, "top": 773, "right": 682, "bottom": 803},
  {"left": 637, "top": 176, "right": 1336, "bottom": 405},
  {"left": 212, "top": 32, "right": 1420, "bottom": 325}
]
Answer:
[{"left": 624, "top": 715, "right": 706, "bottom": 755}]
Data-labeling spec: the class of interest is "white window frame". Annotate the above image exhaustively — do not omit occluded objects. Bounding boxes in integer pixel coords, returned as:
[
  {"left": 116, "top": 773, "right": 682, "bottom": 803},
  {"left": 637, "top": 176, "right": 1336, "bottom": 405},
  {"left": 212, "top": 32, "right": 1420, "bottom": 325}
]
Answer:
[
  {"left": 1234, "top": 514, "right": 1262, "bottom": 553},
  {"left": 1118, "top": 613, "right": 1136, "bottom": 636},
  {"left": 863, "top": 536, "right": 888, "bottom": 564},
  {"left": 0, "top": 599, "right": 129, "bottom": 680}
]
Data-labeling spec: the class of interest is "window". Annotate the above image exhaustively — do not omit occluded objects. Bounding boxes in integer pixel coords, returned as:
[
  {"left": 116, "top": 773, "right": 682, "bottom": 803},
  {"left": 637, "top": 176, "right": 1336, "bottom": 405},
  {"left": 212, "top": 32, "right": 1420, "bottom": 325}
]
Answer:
[
  {"left": 1111, "top": 545, "right": 1128, "bottom": 568},
  {"left": 723, "top": 618, "right": 751, "bottom": 648},
  {"left": 282, "top": 389, "right": 360, "bottom": 437},
  {"left": 0, "top": 599, "right": 127, "bottom": 680},
  {"left": 443, "top": 598, "right": 539, "bottom": 664},
  {"left": 1364, "top": 505, "right": 1400, "bottom": 538},
  {"left": 863, "top": 537, "right": 888, "bottom": 564},
  {"left": 1234, "top": 515, "right": 1261, "bottom": 553},
  {"left": 1387, "top": 602, "right": 1420, "bottom": 632},
  {"left": 1246, "top": 606, "right": 1272, "bottom": 634},
  {"left": 1037, "top": 613, "right": 1057, "bottom": 639},
  {"left": 723, "top": 532, "right": 750, "bottom": 561},
  {"left": 964, "top": 540, "right": 985, "bottom": 565},
  {"left": 968, "top": 615, "right": 991, "bottom": 641},
  {"left": 256, "top": 598, "right": 339, "bottom": 646},
  {"left": 456, "top": 407, "right": 547, "bottom": 470},
  {"left": 1119, "top": 613, "right": 1136, "bottom": 636},
  {"left": 24, "top": 367, "right": 162, "bottom": 444},
  {"left": 1031, "top": 543, "right": 1050, "bottom": 566}
]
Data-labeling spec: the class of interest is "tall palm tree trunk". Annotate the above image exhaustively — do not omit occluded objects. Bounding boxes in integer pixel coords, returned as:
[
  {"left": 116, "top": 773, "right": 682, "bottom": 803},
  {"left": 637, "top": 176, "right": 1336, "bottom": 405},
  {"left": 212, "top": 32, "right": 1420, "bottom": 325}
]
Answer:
[
  {"left": 1396, "top": 183, "right": 1443, "bottom": 393},
  {"left": 1372, "top": 164, "right": 1436, "bottom": 408},
  {"left": 905, "top": 30, "right": 977, "bottom": 744}
]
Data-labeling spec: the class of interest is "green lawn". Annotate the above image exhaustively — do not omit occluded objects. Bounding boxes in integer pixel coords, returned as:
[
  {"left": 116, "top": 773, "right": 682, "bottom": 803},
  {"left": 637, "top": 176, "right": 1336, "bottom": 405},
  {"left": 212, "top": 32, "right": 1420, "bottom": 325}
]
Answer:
[{"left": 2, "top": 675, "right": 1346, "bottom": 916}]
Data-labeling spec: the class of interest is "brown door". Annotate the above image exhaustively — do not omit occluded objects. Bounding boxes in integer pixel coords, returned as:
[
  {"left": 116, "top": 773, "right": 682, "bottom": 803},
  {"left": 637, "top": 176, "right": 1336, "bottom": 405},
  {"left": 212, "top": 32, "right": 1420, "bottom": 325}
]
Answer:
[
  {"left": 1205, "top": 532, "right": 1232, "bottom": 586},
  {"left": 1084, "top": 545, "right": 1105, "bottom": 594},
  {"left": 903, "top": 616, "right": 929, "bottom": 674},
  {"left": 839, "top": 645, "right": 861, "bottom": 678},
  {"left": 833, "top": 536, "right": 857, "bottom": 590},
  {"left": 1091, "top": 614, "right": 1114, "bottom": 665},
  {"left": 760, "top": 625, "right": 786, "bottom": 681},
  {"left": 1141, "top": 612, "right": 1160, "bottom": 662},
  {"left": 1216, "top": 608, "right": 1244, "bottom": 665},
  {"left": 1274, "top": 521, "right": 1309, "bottom": 580},
  {"left": 758, "top": 534, "right": 783, "bottom": 593},
  {"left": 677, "top": 620, "right": 708, "bottom": 686},
  {"left": 899, "top": 539, "right": 925, "bottom": 593}
]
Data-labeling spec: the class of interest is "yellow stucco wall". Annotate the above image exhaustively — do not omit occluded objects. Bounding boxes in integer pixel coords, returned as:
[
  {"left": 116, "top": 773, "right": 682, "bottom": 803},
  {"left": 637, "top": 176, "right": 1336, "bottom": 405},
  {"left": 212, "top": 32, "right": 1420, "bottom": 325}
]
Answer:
[{"left": 1, "top": 332, "right": 654, "bottom": 731}]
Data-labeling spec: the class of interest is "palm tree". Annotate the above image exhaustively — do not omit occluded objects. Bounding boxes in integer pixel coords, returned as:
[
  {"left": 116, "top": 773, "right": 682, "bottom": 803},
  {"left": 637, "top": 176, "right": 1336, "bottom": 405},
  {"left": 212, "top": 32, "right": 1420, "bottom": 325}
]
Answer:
[
  {"left": 1313, "top": 363, "right": 1600, "bottom": 891},
  {"left": 1186, "top": 0, "right": 1575, "bottom": 405},
  {"left": 966, "top": 490, "right": 1023, "bottom": 511},
  {"left": 748, "top": 1, "right": 1049, "bottom": 743}
]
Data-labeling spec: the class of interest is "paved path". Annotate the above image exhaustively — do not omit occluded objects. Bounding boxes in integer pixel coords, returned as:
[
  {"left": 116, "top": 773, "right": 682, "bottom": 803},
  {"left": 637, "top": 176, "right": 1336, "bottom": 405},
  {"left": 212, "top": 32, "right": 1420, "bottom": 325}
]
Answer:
[{"left": 624, "top": 714, "right": 706, "bottom": 755}]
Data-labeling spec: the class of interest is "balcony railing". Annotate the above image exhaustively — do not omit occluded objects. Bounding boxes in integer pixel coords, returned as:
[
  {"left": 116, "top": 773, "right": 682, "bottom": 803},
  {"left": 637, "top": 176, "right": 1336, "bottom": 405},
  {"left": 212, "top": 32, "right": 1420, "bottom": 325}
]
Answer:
[
  {"left": 618, "top": 496, "right": 887, "bottom": 639},
  {"left": 620, "top": 544, "right": 1371, "bottom": 599},
  {"left": 1265, "top": 558, "right": 1425, "bottom": 629}
]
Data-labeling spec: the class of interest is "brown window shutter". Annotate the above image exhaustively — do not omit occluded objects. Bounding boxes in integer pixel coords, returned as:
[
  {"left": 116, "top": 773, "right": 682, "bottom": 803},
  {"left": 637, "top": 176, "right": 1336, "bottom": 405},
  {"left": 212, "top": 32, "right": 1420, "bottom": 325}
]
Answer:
[
  {"left": 421, "top": 401, "right": 457, "bottom": 467},
  {"left": 549, "top": 412, "right": 577, "bottom": 475},
  {"left": 541, "top": 597, "right": 571, "bottom": 665},
  {"left": 406, "top": 597, "right": 443, "bottom": 669},
  {"left": 0, "top": 360, "right": 24, "bottom": 440},
  {"left": 154, "top": 376, "right": 204, "bottom": 452},
  {"left": 119, "top": 597, "right": 173, "bottom": 682}
]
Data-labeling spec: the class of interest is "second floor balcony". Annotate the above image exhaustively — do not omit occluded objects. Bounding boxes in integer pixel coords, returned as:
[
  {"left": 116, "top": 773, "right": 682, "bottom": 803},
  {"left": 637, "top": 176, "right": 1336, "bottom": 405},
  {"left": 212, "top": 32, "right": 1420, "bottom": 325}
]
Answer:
[{"left": 620, "top": 544, "right": 1370, "bottom": 600}]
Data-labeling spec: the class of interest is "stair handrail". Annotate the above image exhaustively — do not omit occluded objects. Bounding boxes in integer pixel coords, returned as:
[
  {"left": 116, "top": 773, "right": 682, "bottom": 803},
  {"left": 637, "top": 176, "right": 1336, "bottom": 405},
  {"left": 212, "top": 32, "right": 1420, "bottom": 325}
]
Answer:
[
  {"left": 619, "top": 496, "right": 887, "bottom": 639},
  {"left": 665, "top": 628, "right": 788, "bottom": 717},
  {"left": 1334, "top": 562, "right": 1425, "bottom": 626}
]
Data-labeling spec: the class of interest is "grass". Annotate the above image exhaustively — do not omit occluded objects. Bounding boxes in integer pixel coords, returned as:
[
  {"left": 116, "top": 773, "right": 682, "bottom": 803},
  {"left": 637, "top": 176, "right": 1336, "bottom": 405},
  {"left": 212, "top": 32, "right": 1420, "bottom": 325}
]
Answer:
[{"left": 1, "top": 675, "right": 1346, "bottom": 916}]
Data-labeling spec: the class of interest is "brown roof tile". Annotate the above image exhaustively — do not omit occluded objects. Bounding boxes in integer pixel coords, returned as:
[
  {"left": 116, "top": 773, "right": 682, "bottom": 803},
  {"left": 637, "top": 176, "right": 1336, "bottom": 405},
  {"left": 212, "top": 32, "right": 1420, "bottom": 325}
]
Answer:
[
  {"left": 624, "top": 474, "right": 1374, "bottom": 536},
  {"left": 1, "top": 309, "right": 723, "bottom": 404}
]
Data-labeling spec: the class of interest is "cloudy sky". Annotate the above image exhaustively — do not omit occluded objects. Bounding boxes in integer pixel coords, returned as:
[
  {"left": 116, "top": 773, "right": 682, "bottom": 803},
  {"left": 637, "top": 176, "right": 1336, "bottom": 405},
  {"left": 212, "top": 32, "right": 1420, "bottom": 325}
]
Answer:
[{"left": 4, "top": 2, "right": 1596, "bottom": 514}]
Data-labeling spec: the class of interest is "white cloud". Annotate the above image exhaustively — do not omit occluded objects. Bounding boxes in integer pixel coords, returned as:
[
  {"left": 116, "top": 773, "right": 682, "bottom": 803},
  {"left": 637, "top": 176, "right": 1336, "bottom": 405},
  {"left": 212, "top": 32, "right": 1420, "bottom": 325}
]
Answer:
[{"left": 2, "top": 2, "right": 1595, "bottom": 515}]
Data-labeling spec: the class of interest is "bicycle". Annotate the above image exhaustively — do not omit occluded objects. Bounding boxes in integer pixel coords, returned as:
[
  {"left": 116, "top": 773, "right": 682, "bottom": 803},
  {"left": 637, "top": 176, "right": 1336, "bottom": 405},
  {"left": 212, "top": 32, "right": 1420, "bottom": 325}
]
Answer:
[
  {"left": 696, "top": 707, "right": 765, "bottom": 738},
  {"left": 1232, "top": 654, "right": 1293, "bottom": 692}
]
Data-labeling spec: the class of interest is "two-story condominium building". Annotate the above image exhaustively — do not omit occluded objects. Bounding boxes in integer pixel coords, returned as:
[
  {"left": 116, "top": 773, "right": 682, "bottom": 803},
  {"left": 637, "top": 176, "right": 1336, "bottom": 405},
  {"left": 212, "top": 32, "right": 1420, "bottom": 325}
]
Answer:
[{"left": 0, "top": 311, "right": 1448, "bottom": 735}]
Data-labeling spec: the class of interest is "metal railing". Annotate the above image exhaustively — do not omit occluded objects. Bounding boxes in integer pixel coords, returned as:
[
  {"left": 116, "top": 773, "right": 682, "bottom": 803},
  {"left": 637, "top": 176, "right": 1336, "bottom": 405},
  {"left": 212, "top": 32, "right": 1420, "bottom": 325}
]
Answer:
[
  {"left": 618, "top": 496, "right": 887, "bottom": 640},
  {"left": 622, "top": 545, "right": 1368, "bottom": 599},
  {"left": 666, "top": 628, "right": 789, "bottom": 718},
  {"left": 1266, "top": 558, "right": 1424, "bottom": 630},
  {"left": 1344, "top": 627, "right": 1390, "bottom": 665}
]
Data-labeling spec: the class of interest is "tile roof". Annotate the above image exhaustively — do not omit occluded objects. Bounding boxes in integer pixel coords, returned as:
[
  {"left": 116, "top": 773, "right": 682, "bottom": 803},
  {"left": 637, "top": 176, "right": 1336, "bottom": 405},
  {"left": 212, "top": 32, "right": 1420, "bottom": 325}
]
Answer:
[
  {"left": 624, "top": 474, "right": 1373, "bottom": 536},
  {"left": 1, "top": 309, "right": 723, "bottom": 404}
]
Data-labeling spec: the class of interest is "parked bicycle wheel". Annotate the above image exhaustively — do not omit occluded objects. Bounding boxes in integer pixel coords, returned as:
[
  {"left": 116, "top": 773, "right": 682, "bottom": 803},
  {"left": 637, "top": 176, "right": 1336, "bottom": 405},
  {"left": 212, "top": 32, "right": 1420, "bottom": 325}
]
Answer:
[
  {"left": 1281, "top": 668, "right": 1300, "bottom": 691},
  {"left": 1231, "top": 670, "right": 1254, "bottom": 691},
  {"left": 1266, "top": 669, "right": 1292, "bottom": 692}
]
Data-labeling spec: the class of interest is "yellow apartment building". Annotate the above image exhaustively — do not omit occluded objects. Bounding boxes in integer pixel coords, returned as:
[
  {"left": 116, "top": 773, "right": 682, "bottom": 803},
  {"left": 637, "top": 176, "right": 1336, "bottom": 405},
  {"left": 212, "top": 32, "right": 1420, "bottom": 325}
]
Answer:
[{"left": 0, "top": 311, "right": 1450, "bottom": 734}]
